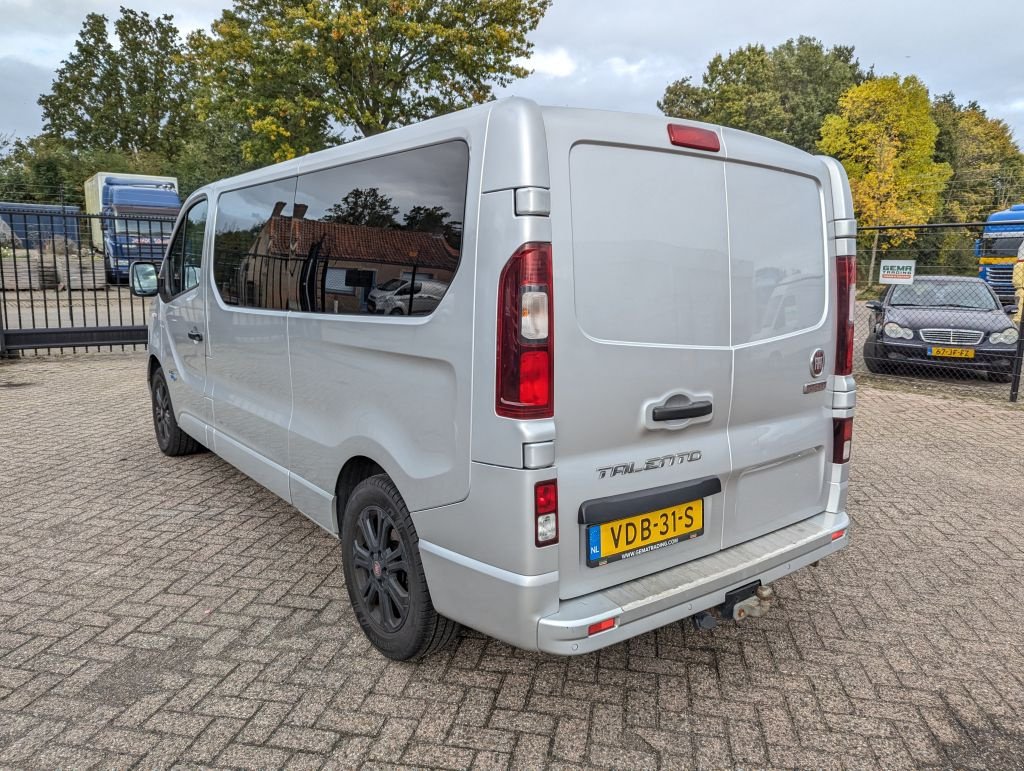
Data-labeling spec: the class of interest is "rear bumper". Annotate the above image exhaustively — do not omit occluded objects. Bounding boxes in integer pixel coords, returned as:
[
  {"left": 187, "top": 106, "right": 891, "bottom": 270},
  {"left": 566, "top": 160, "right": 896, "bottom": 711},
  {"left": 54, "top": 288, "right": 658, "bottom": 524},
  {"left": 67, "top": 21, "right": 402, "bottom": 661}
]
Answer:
[{"left": 420, "top": 509, "right": 849, "bottom": 655}]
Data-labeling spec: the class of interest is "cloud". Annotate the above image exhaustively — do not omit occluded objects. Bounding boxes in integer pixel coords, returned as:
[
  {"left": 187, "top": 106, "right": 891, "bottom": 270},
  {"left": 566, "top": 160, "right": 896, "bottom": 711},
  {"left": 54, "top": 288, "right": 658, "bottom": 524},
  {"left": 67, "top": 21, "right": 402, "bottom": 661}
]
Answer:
[
  {"left": 522, "top": 47, "right": 577, "bottom": 79},
  {"left": 607, "top": 57, "right": 645, "bottom": 79},
  {"left": 0, "top": 57, "right": 53, "bottom": 138}
]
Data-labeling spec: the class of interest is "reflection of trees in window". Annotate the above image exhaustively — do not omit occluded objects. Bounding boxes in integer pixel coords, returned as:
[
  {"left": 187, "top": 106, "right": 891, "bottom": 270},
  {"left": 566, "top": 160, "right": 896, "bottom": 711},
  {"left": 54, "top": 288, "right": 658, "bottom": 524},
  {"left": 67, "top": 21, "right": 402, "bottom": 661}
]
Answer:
[
  {"left": 323, "top": 188, "right": 400, "bottom": 228},
  {"left": 404, "top": 205, "right": 463, "bottom": 250}
]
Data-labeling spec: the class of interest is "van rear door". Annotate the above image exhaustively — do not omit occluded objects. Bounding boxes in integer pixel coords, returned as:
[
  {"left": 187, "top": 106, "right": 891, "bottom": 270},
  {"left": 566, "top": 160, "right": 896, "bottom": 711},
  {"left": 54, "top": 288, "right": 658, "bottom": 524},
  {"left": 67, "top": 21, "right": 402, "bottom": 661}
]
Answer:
[
  {"left": 547, "top": 113, "right": 736, "bottom": 599},
  {"left": 545, "top": 111, "right": 834, "bottom": 600}
]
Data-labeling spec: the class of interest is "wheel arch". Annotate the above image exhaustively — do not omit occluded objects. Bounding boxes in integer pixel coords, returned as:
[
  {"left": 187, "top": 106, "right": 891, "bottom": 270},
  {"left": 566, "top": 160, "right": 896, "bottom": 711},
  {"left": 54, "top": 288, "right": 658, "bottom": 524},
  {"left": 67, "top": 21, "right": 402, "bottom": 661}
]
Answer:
[
  {"left": 335, "top": 455, "right": 387, "bottom": 532},
  {"left": 147, "top": 354, "right": 161, "bottom": 384}
]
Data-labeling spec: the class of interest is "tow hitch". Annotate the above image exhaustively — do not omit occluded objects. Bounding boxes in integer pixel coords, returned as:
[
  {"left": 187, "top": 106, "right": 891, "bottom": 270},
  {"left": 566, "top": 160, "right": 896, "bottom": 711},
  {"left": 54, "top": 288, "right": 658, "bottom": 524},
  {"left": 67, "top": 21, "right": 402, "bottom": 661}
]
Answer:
[{"left": 691, "top": 582, "right": 775, "bottom": 631}]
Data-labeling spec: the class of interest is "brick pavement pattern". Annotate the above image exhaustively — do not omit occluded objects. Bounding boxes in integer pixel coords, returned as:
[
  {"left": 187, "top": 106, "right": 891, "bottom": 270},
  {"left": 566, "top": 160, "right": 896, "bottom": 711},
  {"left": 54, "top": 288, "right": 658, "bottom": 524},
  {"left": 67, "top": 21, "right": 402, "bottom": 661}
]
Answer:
[{"left": 1, "top": 352, "right": 1023, "bottom": 769}]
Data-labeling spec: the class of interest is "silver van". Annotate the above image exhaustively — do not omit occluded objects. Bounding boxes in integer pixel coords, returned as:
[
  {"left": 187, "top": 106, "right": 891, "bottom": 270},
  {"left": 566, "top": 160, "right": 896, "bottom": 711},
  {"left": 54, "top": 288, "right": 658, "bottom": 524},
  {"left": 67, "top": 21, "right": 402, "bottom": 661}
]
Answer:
[{"left": 130, "top": 98, "right": 856, "bottom": 660}]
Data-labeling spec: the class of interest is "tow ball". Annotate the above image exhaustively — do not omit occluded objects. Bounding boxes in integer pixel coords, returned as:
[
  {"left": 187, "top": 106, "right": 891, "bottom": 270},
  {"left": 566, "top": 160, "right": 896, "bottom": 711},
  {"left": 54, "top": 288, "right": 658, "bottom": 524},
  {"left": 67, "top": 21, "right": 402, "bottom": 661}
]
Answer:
[{"left": 691, "top": 582, "right": 774, "bottom": 631}]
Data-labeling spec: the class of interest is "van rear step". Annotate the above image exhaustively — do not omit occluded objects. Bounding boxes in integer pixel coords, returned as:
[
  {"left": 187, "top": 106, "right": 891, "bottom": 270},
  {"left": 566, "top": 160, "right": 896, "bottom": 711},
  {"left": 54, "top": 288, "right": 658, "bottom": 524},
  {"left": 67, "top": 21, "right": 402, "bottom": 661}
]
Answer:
[{"left": 536, "top": 510, "right": 848, "bottom": 655}]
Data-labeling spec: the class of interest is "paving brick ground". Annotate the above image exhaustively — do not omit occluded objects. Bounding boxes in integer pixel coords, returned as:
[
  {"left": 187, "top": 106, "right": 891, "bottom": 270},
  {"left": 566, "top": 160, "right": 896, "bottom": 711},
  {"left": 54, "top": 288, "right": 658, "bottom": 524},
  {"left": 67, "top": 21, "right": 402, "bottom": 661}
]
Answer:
[{"left": 1, "top": 352, "right": 1023, "bottom": 769}]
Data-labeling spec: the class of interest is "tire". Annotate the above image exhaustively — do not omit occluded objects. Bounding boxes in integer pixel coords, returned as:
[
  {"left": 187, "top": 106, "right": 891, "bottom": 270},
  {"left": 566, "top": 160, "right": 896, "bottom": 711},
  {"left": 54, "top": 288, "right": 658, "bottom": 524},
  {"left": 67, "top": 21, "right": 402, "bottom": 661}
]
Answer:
[
  {"left": 341, "top": 474, "right": 459, "bottom": 660},
  {"left": 389, "top": 308, "right": 404, "bottom": 316},
  {"left": 988, "top": 371, "right": 1013, "bottom": 384},
  {"left": 150, "top": 367, "right": 204, "bottom": 456}
]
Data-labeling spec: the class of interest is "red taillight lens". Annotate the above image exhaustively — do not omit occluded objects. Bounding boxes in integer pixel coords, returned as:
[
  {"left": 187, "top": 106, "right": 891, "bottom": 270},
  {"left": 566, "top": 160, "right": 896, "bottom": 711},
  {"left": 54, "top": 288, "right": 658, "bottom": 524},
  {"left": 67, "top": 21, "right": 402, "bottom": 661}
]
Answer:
[
  {"left": 667, "top": 124, "right": 721, "bottom": 152},
  {"left": 832, "top": 529, "right": 847, "bottom": 541},
  {"left": 835, "top": 255, "right": 856, "bottom": 376},
  {"left": 832, "top": 417, "right": 853, "bottom": 464},
  {"left": 497, "top": 243, "right": 553, "bottom": 419},
  {"left": 534, "top": 480, "right": 558, "bottom": 546},
  {"left": 587, "top": 618, "right": 616, "bottom": 636}
]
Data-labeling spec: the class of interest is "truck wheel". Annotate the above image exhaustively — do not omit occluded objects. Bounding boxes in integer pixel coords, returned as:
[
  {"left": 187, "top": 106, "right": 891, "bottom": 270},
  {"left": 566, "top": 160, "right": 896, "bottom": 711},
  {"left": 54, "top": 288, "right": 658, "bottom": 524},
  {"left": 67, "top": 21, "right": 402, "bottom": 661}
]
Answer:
[
  {"left": 341, "top": 474, "right": 458, "bottom": 660},
  {"left": 150, "top": 367, "right": 204, "bottom": 456}
]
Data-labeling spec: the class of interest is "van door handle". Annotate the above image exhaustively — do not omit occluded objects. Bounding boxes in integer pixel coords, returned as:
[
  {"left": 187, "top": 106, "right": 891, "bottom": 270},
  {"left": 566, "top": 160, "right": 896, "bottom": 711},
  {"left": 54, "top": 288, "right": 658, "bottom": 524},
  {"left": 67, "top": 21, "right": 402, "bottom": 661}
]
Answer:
[
  {"left": 187, "top": 328, "right": 203, "bottom": 342},
  {"left": 652, "top": 401, "right": 712, "bottom": 421}
]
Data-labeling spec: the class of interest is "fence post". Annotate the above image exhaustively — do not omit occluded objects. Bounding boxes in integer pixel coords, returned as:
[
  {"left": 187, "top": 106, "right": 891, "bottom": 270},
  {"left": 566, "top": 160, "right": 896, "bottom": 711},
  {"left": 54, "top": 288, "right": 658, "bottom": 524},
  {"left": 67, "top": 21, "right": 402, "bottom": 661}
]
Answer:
[{"left": 1010, "top": 330, "right": 1024, "bottom": 403}]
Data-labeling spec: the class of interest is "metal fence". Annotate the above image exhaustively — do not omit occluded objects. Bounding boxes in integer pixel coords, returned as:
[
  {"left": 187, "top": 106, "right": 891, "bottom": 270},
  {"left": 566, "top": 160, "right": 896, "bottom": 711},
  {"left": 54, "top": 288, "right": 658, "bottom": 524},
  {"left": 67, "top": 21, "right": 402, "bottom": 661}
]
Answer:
[
  {"left": 0, "top": 207, "right": 174, "bottom": 353},
  {"left": 855, "top": 221, "right": 1024, "bottom": 403},
  {"left": 3, "top": 208, "right": 1023, "bottom": 403}
]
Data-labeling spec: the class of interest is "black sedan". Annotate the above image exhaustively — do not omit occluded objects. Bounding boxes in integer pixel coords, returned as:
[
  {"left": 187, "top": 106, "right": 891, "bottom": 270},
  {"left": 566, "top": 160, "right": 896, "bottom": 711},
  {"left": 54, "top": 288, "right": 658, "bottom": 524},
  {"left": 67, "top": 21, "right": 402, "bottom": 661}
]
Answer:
[{"left": 863, "top": 276, "right": 1020, "bottom": 382}]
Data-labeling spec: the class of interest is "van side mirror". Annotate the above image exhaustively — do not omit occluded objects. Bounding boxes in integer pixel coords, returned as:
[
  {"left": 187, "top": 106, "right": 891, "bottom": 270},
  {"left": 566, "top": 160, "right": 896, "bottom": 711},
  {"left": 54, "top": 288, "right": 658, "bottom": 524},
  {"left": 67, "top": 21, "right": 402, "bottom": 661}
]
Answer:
[
  {"left": 129, "top": 261, "right": 159, "bottom": 298},
  {"left": 1004, "top": 304, "right": 1019, "bottom": 315},
  {"left": 866, "top": 300, "right": 883, "bottom": 312}
]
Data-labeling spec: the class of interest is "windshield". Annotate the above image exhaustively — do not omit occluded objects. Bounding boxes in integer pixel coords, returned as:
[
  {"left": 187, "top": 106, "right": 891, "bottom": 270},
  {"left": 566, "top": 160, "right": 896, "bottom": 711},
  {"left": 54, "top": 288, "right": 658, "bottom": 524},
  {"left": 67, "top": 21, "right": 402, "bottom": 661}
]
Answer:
[
  {"left": 980, "top": 236, "right": 1023, "bottom": 257},
  {"left": 890, "top": 281, "right": 998, "bottom": 310},
  {"left": 376, "top": 279, "right": 405, "bottom": 291},
  {"left": 113, "top": 219, "right": 174, "bottom": 238}
]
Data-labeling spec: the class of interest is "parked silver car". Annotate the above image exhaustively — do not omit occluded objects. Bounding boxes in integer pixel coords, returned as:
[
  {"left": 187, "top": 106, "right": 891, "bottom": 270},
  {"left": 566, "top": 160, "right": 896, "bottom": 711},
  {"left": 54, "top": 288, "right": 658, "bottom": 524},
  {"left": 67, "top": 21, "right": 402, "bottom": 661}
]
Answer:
[{"left": 130, "top": 98, "right": 856, "bottom": 660}]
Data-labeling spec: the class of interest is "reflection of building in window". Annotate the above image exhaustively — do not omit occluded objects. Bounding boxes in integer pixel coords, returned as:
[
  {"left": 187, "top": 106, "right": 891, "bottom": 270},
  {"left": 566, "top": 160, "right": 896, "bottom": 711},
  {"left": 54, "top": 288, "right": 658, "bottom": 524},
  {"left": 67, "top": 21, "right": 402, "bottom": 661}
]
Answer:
[{"left": 238, "top": 201, "right": 460, "bottom": 315}]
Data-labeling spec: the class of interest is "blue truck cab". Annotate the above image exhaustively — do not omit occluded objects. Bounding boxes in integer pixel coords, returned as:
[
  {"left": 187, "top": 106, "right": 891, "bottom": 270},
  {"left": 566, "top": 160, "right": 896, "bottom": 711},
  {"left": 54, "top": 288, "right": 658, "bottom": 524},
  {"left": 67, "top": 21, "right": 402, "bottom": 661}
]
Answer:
[
  {"left": 100, "top": 180, "right": 180, "bottom": 282},
  {"left": 976, "top": 204, "right": 1024, "bottom": 304}
]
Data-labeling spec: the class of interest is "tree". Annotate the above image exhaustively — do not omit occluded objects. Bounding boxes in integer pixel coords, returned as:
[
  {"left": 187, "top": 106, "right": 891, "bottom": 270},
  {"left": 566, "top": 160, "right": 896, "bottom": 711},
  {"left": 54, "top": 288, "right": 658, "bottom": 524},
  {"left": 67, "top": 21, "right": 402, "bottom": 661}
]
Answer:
[
  {"left": 189, "top": 0, "right": 552, "bottom": 164},
  {"left": 658, "top": 37, "right": 867, "bottom": 153},
  {"left": 324, "top": 188, "right": 400, "bottom": 227},
  {"left": 932, "top": 94, "right": 1024, "bottom": 221},
  {"left": 818, "top": 76, "right": 953, "bottom": 282},
  {"left": 38, "top": 8, "right": 195, "bottom": 157}
]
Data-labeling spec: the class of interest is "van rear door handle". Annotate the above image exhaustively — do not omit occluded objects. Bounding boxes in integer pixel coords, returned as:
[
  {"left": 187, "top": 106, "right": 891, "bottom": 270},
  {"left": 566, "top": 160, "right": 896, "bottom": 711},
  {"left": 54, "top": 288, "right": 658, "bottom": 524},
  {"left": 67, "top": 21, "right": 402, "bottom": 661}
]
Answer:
[
  {"left": 652, "top": 401, "right": 712, "bottom": 421},
  {"left": 187, "top": 328, "right": 203, "bottom": 342}
]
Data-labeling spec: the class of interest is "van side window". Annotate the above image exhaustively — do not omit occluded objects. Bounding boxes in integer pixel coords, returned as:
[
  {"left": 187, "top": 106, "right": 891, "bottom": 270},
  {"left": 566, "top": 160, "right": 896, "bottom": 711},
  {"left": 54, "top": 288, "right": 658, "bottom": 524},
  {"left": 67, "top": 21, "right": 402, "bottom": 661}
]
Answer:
[
  {"left": 292, "top": 141, "right": 469, "bottom": 316},
  {"left": 212, "top": 179, "right": 297, "bottom": 309},
  {"left": 162, "top": 199, "right": 208, "bottom": 299}
]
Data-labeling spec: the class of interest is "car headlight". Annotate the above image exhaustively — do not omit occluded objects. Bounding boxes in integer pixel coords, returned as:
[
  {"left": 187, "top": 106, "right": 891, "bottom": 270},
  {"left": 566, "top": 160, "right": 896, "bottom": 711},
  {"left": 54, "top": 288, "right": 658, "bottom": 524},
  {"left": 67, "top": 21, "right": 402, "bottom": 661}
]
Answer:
[
  {"left": 989, "top": 328, "right": 1019, "bottom": 345},
  {"left": 883, "top": 322, "right": 914, "bottom": 340}
]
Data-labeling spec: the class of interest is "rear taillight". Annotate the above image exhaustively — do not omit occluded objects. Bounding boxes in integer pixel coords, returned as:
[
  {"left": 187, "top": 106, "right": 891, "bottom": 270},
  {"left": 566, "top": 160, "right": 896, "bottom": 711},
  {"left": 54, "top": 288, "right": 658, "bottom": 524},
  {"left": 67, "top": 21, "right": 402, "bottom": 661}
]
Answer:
[
  {"left": 534, "top": 480, "right": 558, "bottom": 547},
  {"left": 833, "top": 417, "right": 853, "bottom": 464},
  {"left": 497, "top": 243, "right": 553, "bottom": 419},
  {"left": 835, "top": 255, "right": 856, "bottom": 376}
]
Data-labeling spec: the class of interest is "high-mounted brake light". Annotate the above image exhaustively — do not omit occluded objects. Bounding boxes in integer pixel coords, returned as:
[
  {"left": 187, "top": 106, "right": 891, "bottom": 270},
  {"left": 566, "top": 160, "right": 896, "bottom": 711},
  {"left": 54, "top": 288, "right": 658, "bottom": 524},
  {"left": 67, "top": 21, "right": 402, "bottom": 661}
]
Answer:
[
  {"left": 833, "top": 418, "right": 853, "bottom": 464},
  {"left": 534, "top": 480, "right": 558, "bottom": 547},
  {"left": 835, "top": 255, "right": 856, "bottom": 376},
  {"left": 497, "top": 243, "right": 553, "bottom": 419},
  {"left": 667, "top": 124, "right": 721, "bottom": 152}
]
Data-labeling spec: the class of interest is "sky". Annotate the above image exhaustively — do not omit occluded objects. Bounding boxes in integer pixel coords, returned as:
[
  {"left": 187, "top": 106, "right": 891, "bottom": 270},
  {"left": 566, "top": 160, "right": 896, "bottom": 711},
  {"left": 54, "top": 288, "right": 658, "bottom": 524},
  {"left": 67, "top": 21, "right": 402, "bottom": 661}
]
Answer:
[{"left": 1, "top": 0, "right": 1022, "bottom": 145}]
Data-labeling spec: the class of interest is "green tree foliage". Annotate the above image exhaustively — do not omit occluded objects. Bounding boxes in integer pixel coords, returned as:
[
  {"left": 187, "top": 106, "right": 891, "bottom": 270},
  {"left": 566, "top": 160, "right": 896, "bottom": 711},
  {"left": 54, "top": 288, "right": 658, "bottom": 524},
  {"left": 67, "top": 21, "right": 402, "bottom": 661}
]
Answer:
[
  {"left": 932, "top": 94, "right": 1024, "bottom": 221},
  {"left": 189, "top": 0, "right": 552, "bottom": 164},
  {"left": 659, "top": 36, "right": 867, "bottom": 153},
  {"left": 818, "top": 75, "right": 953, "bottom": 280},
  {"left": 38, "top": 8, "right": 195, "bottom": 157}
]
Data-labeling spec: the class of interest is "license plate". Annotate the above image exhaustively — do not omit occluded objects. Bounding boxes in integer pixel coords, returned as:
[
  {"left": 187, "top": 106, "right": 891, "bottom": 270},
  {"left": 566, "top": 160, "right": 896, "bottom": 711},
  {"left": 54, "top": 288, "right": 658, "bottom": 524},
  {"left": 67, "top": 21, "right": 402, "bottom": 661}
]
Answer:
[
  {"left": 928, "top": 346, "right": 975, "bottom": 359},
  {"left": 587, "top": 499, "right": 704, "bottom": 567}
]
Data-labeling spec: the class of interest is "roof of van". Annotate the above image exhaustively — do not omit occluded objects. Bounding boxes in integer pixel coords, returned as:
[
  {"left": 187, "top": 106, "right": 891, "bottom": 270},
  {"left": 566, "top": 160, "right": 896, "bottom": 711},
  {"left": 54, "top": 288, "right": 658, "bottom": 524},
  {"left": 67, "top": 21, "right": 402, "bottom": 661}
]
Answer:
[{"left": 189, "top": 98, "right": 845, "bottom": 218}]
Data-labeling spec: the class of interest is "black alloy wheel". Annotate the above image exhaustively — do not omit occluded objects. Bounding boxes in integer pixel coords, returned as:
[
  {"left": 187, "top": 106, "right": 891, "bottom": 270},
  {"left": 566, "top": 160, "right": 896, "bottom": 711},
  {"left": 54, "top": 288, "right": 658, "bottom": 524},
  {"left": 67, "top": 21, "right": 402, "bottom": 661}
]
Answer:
[
  {"left": 149, "top": 367, "right": 203, "bottom": 456},
  {"left": 341, "top": 475, "right": 458, "bottom": 660},
  {"left": 350, "top": 503, "right": 410, "bottom": 633}
]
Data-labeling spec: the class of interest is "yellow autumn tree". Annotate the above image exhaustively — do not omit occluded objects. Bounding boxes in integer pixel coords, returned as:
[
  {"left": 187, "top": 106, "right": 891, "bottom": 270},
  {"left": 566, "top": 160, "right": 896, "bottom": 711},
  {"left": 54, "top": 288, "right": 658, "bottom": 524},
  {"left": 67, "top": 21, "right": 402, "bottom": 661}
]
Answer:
[{"left": 818, "top": 75, "right": 952, "bottom": 285}]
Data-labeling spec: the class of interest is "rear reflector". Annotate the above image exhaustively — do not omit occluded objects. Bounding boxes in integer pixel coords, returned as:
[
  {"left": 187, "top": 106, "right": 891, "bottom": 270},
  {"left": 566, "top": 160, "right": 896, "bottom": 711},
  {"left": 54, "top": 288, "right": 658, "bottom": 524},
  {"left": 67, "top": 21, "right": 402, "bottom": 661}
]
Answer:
[
  {"left": 535, "top": 480, "right": 558, "bottom": 546},
  {"left": 832, "top": 417, "right": 853, "bottom": 464},
  {"left": 587, "top": 618, "right": 616, "bottom": 636},
  {"left": 832, "top": 529, "right": 846, "bottom": 541},
  {"left": 835, "top": 255, "right": 856, "bottom": 376},
  {"left": 667, "top": 124, "right": 721, "bottom": 152}
]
